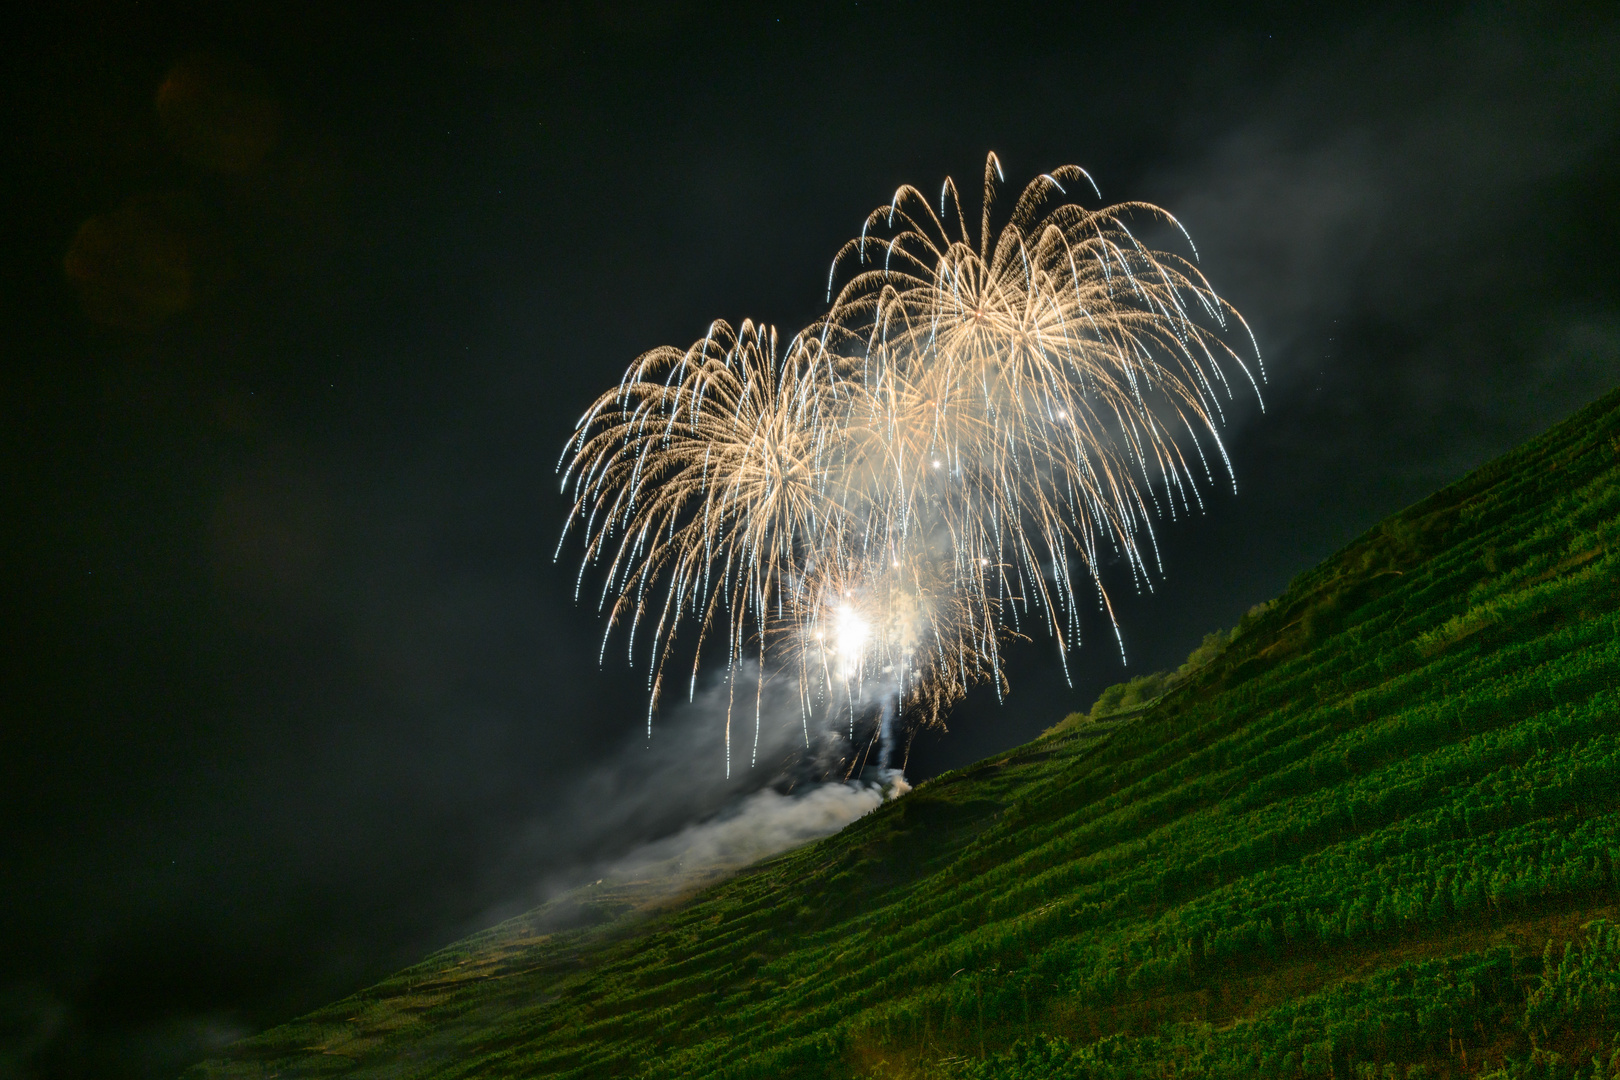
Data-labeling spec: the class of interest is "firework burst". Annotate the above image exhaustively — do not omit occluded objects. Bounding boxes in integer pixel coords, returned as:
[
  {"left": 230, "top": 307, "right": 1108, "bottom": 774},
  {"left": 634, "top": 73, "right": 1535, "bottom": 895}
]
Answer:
[
  {"left": 560, "top": 155, "right": 1263, "bottom": 773},
  {"left": 557, "top": 319, "right": 844, "bottom": 769}
]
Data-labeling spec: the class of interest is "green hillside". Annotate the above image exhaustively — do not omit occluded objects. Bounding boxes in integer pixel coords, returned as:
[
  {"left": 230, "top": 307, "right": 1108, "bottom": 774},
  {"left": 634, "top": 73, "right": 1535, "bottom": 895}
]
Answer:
[{"left": 188, "top": 390, "right": 1620, "bottom": 1080}]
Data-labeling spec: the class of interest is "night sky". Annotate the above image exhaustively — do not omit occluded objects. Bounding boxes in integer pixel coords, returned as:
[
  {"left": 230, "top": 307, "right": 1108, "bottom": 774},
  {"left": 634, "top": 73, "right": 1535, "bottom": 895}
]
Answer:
[{"left": 3, "top": 2, "right": 1616, "bottom": 1077}]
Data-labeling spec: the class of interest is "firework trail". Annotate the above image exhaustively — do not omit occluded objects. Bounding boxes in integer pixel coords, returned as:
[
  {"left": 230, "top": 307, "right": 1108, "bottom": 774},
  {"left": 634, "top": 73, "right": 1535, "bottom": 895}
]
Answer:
[{"left": 559, "top": 155, "right": 1262, "bottom": 774}]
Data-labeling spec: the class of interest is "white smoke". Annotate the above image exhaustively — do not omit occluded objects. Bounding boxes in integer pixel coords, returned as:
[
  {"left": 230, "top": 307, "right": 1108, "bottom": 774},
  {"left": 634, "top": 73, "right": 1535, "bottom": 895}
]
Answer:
[
  {"left": 587, "top": 769, "right": 909, "bottom": 887},
  {"left": 478, "top": 663, "right": 910, "bottom": 923},
  {"left": 1144, "top": 7, "right": 1620, "bottom": 435}
]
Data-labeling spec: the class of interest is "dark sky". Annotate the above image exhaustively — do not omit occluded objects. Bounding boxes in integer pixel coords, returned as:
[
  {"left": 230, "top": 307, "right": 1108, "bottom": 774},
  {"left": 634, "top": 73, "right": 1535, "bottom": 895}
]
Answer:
[{"left": 3, "top": 2, "right": 1616, "bottom": 1077}]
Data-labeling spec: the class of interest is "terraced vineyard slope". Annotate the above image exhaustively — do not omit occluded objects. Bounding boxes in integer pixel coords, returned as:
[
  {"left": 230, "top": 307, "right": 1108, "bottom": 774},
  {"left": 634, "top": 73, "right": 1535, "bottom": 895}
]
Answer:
[{"left": 188, "top": 388, "right": 1620, "bottom": 1080}]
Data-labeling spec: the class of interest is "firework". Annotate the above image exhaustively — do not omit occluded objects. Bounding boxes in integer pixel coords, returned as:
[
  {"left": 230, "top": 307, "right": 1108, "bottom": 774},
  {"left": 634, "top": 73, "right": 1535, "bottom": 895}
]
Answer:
[
  {"left": 557, "top": 319, "right": 849, "bottom": 771},
  {"left": 815, "top": 153, "right": 1263, "bottom": 674},
  {"left": 560, "top": 156, "right": 1262, "bottom": 772}
]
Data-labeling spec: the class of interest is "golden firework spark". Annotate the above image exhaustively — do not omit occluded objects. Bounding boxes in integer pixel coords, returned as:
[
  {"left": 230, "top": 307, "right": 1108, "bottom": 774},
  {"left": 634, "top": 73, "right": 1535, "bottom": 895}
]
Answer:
[
  {"left": 560, "top": 155, "right": 1263, "bottom": 772},
  {"left": 558, "top": 318, "right": 849, "bottom": 771}
]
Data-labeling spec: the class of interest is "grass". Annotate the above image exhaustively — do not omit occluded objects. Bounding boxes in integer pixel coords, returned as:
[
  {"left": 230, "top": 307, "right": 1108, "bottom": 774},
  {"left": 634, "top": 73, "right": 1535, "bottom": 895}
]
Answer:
[{"left": 185, "top": 387, "right": 1620, "bottom": 1080}]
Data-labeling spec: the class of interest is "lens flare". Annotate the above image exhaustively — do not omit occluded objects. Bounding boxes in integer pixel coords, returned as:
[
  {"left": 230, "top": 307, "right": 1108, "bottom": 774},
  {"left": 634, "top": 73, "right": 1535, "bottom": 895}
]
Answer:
[{"left": 559, "top": 155, "right": 1263, "bottom": 772}]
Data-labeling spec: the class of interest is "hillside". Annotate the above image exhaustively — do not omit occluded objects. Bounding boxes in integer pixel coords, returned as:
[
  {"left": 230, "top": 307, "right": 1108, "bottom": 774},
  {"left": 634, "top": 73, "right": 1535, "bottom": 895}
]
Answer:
[{"left": 187, "top": 389, "right": 1620, "bottom": 1080}]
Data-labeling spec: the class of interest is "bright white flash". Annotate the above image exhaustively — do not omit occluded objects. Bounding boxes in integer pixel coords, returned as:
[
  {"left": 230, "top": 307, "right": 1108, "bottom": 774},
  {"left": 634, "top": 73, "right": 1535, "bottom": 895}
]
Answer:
[{"left": 834, "top": 604, "right": 870, "bottom": 660}]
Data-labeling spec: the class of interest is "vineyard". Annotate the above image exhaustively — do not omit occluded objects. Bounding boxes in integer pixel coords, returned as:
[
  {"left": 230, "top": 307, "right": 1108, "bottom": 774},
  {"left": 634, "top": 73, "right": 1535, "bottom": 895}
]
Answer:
[{"left": 186, "top": 388, "right": 1620, "bottom": 1079}]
